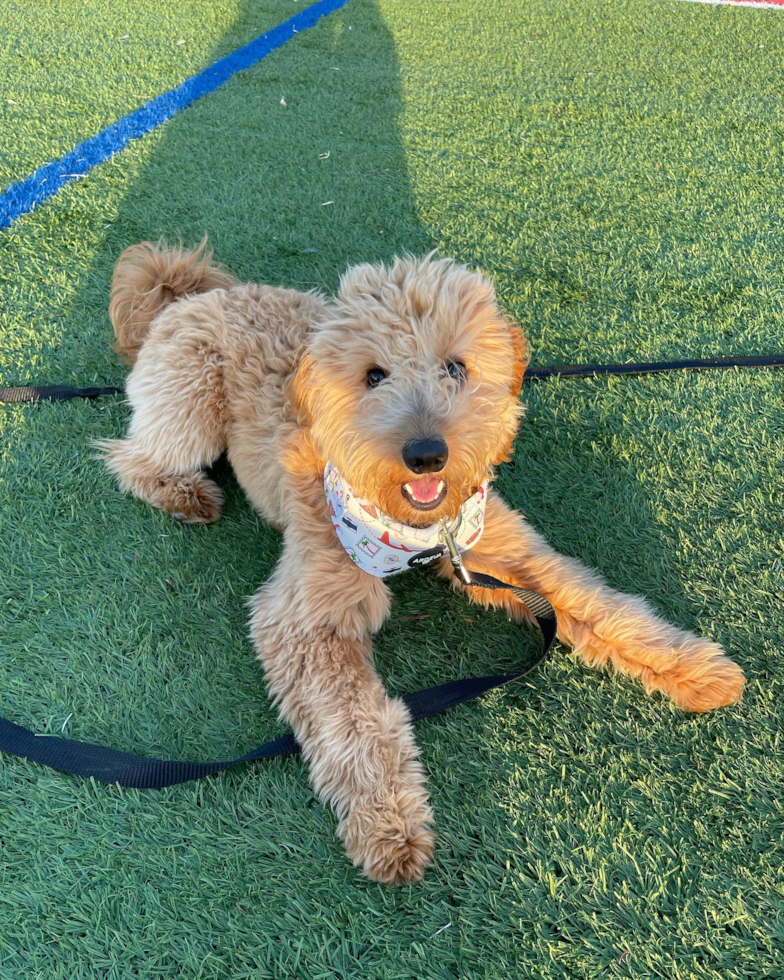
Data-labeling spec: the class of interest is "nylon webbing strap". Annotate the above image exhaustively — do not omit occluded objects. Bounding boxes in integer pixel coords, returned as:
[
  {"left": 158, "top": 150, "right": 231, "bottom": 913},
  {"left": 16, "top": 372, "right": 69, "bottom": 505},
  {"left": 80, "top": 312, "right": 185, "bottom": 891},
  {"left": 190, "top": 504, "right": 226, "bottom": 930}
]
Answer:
[
  {"left": 2, "top": 352, "right": 784, "bottom": 404},
  {"left": 0, "top": 571, "right": 556, "bottom": 789},
  {"left": 0, "top": 385, "right": 124, "bottom": 404},
  {"left": 525, "top": 353, "right": 784, "bottom": 380}
]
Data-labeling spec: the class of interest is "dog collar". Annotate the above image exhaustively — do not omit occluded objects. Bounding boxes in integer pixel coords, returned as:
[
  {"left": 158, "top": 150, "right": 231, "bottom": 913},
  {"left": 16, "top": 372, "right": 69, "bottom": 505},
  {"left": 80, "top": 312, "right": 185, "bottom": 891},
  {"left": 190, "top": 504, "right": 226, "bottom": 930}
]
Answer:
[{"left": 324, "top": 461, "right": 488, "bottom": 577}]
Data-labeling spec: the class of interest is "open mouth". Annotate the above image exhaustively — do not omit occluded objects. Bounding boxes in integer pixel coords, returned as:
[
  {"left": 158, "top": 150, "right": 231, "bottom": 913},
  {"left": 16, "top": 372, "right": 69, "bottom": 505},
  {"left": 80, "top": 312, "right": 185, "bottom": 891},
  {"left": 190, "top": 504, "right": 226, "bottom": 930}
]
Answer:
[{"left": 401, "top": 477, "right": 448, "bottom": 511}]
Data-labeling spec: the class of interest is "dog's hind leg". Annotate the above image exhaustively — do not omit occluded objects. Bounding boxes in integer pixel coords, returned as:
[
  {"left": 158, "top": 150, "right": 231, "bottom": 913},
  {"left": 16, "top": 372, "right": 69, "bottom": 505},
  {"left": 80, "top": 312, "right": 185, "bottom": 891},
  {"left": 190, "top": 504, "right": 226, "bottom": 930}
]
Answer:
[
  {"left": 445, "top": 495, "right": 745, "bottom": 713},
  {"left": 98, "top": 300, "right": 228, "bottom": 524}
]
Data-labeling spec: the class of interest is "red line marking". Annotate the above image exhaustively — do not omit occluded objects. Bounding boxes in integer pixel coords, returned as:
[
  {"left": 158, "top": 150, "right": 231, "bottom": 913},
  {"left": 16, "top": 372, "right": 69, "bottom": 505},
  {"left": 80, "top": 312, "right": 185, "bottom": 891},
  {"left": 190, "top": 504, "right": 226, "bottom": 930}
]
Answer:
[{"left": 682, "top": 0, "right": 784, "bottom": 6}]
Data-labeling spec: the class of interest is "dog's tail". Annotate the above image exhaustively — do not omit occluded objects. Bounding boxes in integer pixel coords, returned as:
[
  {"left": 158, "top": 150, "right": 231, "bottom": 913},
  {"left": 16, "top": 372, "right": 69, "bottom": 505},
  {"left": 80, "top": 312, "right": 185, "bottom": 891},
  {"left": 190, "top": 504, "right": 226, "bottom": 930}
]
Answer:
[{"left": 109, "top": 237, "right": 237, "bottom": 362}]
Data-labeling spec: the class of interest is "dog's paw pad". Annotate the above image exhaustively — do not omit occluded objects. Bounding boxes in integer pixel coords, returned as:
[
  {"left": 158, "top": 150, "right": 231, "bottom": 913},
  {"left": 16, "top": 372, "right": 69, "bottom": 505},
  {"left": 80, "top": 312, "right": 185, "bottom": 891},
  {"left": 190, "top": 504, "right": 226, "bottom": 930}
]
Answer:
[{"left": 173, "top": 511, "right": 209, "bottom": 526}]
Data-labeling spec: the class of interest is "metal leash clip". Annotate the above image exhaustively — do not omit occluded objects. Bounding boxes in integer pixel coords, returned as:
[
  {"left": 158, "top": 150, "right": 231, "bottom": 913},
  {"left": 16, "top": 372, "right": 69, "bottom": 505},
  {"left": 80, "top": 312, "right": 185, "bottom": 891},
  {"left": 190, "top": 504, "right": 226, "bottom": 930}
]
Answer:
[{"left": 438, "top": 515, "right": 473, "bottom": 586}]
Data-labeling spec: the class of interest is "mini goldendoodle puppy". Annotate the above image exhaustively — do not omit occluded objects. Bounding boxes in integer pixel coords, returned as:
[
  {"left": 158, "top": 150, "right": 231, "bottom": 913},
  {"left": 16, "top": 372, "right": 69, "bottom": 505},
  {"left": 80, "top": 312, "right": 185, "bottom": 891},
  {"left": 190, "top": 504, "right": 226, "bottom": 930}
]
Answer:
[{"left": 100, "top": 241, "right": 745, "bottom": 884}]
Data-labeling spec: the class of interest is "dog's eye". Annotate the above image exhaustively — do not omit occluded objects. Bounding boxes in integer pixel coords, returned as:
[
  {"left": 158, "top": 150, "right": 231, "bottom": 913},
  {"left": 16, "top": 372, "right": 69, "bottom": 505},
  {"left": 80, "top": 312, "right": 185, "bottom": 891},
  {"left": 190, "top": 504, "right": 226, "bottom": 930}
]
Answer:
[
  {"left": 366, "top": 367, "right": 388, "bottom": 388},
  {"left": 445, "top": 360, "right": 467, "bottom": 385}
]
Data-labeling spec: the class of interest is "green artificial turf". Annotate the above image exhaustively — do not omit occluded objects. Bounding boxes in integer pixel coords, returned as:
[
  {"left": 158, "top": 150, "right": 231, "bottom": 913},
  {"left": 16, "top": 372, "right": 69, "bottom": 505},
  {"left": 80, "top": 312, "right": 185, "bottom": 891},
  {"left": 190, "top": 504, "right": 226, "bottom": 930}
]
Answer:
[
  {"left": 0, "top": 0, "right": 296, "bottom": 185},
  {"left": 1, "top": 0, "right": 783, "bottom": 976}
]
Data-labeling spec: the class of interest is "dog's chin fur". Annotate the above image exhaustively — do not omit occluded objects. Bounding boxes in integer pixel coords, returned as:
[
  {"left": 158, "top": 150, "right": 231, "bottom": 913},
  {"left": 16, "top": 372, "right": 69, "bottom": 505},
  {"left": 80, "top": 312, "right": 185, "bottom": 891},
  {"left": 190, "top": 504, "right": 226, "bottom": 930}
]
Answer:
[
  {"left": 100, "top": 240, "right": 746, "bottom": 887},
  {"left": 388, "top": 483, "right": 471, "bottom": 527},
  {"left": 331, "top": 467, "right": 486, "bottom": 527},
  {"left": 385, "top": 480, "right": 481, "bottom": 526}
]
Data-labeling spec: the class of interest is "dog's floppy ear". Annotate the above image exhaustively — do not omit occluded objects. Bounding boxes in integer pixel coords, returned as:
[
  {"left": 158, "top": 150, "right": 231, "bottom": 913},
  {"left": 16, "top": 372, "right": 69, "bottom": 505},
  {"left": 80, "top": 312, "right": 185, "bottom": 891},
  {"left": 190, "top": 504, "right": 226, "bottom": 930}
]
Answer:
[{"left": 507, "top": 318, "right": 530, "bottom": 398}]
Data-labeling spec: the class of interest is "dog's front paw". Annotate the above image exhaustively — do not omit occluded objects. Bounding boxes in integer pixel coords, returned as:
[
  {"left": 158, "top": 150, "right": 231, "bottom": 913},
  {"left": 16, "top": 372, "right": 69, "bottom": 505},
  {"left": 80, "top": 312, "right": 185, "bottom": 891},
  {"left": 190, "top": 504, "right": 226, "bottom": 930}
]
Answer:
[
  {"left": 643, "top": 635, "right": 746, "bottom": 713},
  {"left": 340, "top": 790, "right": 434, "bottom": 885},
  {"left": 657, "top": 652, "right": 746, "bottom": 712}
]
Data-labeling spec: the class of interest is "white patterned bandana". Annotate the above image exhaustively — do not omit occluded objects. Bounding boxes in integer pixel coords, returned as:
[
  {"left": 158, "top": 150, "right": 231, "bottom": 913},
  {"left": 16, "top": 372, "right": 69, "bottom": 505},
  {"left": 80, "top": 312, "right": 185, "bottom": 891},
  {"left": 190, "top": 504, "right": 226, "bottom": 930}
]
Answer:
[{"left": 324, "top": 461, "right": 488, "bottom": 577}]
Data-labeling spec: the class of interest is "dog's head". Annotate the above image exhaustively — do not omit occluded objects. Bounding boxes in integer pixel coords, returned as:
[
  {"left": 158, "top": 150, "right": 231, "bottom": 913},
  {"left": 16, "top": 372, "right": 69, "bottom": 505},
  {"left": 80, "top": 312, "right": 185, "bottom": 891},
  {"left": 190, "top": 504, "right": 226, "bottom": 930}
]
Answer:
[{"left": 295, "top": 254, "right": 527, "bottom": 525}]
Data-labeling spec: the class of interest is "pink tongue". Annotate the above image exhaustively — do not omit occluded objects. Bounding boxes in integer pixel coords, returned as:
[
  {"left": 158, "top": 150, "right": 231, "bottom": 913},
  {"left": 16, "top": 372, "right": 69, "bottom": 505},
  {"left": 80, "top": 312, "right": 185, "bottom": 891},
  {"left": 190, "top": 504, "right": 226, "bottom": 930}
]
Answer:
[{"left": 409, "top": 477, "right": 441, "bottom": 502}]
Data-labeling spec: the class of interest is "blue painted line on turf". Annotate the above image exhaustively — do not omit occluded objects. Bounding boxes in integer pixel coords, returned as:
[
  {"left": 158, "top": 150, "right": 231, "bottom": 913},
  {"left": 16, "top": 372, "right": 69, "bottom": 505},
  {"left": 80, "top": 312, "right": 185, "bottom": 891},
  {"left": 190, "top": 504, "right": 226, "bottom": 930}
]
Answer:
[{"left": 0, "top": 0, "right": 352, "bottom": 231}]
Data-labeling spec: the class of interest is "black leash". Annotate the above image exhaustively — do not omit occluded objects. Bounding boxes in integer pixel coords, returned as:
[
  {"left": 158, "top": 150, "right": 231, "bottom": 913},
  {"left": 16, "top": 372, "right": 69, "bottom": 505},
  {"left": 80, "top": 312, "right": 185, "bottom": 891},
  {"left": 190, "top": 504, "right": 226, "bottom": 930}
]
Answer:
[
  {"left": 1, "top": 352, "right": 783, "bottom": 404},
  {"left": 0, "top": 384, "right": 124, "bottom": 403},
  {"left": 527, "top": 353, "right": 784, "bottom": 379},
  {"left": 0, "top": 570, "right": 555, "bottom": 789},
  {"left": 1, "top": 348, "right": 781, "bottom": 786},
  {"left": 0, "top": 373, "right": 561, "bottom": 789}
]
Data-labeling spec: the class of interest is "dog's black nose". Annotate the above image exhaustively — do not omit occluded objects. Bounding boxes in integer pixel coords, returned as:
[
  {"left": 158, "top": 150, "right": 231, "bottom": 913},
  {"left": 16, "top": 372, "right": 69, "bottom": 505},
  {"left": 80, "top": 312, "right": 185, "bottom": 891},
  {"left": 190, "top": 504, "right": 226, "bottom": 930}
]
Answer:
[{"left": 402, "top": 437, "right": 449, "bottom": 474}]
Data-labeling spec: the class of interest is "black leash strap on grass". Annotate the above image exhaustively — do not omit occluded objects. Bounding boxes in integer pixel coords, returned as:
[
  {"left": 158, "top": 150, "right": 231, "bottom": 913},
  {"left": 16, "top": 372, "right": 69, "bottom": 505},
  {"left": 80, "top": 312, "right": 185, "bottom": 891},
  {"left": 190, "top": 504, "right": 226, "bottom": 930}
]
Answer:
[
  {"left": 526, "top": 353, "right": 784, "bottom": 380},
  {"left": 0, "top": 384, "right": 124, "bottom": 404},
  {"left": 5, "top": 347, "right": 779, "bottom": 785},
  {"left": 1, "top": 353, "right": 784, "bottom": 404},
  {"left": 0, "top": 571, "right": 556, "bottom": 789}
]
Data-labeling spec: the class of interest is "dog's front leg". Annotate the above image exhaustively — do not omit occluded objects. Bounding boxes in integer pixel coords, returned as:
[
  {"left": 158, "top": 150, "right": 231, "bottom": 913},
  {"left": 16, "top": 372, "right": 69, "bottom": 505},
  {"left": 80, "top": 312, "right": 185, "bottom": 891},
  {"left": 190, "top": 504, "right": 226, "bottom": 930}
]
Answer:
[
  {"left": 249, "top": 520, "right": 433, "bottom": 884},
  {"left": 451, "top": 495, "right": 745, "bottom": 712}
]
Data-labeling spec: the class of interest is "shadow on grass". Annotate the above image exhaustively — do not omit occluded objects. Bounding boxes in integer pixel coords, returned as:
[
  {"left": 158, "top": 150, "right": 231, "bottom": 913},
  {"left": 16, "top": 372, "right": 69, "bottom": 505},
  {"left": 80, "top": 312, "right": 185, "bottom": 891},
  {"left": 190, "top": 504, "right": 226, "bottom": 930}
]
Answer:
[
  {"left": 34, "top": 0, "right": 443, "bottom": 757},
  {"left": 18, "top": 0, "right": 722, "bottom": 765}
]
